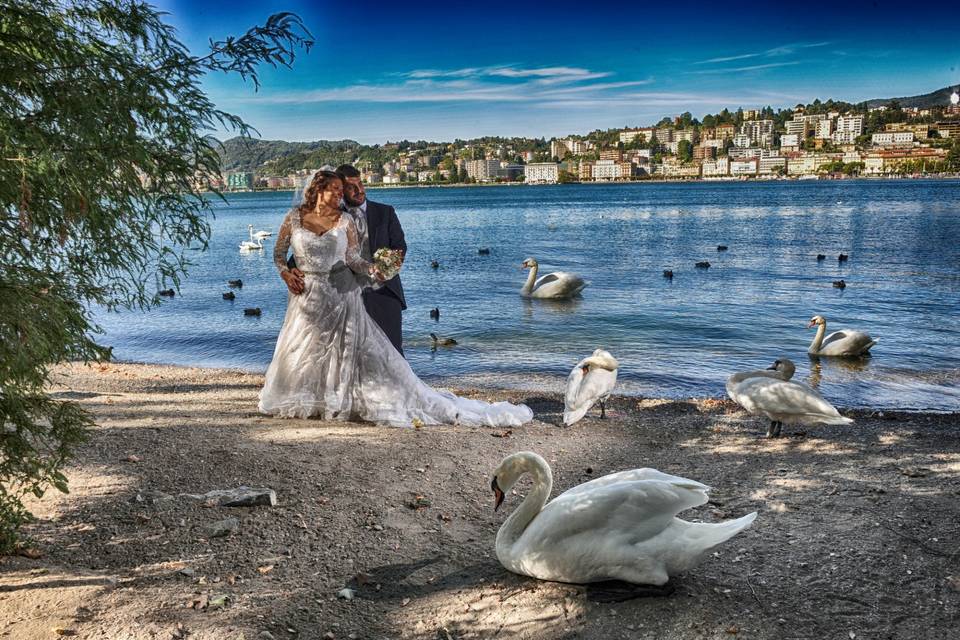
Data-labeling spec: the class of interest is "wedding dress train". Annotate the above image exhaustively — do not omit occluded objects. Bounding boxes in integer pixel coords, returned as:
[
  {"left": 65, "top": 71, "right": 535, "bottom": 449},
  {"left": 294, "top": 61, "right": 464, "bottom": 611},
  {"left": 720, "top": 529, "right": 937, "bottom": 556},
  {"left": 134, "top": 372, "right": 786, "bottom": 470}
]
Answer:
[{"left": 258, "top": 210, "right": 533, "bottom": 427}]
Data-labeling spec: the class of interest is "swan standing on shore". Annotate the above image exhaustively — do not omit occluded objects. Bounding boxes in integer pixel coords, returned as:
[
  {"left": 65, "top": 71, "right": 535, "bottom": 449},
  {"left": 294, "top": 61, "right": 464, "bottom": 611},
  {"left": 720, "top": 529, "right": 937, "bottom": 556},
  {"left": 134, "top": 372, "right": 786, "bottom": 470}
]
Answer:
[
  {"left": 490, "top": 452, "right": 757, "bottom": 586},
  {"left": 808, "top": 315, "right": 877, "bottom": 356},
  {"left": 563, "top": 349, "right": 618, "bottom": 425},
  {"left": 727, "top": 358, "right": 853, "bottom": 438},
  {"left": 520, "top": 258, "right": 587, "bottom": 299}
]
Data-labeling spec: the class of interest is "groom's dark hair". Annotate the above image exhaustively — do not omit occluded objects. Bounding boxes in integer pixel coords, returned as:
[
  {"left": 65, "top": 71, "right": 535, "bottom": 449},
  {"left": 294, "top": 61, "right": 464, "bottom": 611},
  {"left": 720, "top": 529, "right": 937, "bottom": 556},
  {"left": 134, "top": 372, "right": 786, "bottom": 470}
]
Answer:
[{"left": 336, "top": 164, "right": 361, "bottom": 179}]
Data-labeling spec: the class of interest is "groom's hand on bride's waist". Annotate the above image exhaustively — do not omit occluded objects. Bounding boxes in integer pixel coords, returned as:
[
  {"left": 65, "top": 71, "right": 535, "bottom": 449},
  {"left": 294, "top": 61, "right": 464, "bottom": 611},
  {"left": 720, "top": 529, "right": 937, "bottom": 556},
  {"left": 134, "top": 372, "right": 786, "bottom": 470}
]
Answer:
[{"left": 282, "top": 268, "right": 305, "bottom": 295}]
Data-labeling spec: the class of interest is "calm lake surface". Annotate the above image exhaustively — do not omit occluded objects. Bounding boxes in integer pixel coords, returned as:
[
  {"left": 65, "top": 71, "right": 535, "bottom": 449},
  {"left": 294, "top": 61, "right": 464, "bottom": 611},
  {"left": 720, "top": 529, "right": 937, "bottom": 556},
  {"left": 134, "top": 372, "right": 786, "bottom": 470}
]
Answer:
[{"left": 93, "top": 180, "right": 960, "bottom": 410}]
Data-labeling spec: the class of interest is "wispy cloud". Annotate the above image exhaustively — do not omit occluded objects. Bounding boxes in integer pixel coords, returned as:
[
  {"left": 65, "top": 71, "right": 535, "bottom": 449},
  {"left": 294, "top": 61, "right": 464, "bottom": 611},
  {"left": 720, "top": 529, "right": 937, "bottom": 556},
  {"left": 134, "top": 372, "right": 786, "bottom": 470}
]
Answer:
[
  {"left": 238, "top": 65, "right": 653, "bottom": 106},
  {"left": 689, "top": 61, "right": 803, "bottom": 74},
  {"left": 401, "top": 65, "right": 611, "bottom": 81},
  {"left": 694, "top": 42, "right": 830, "bottom": 65}
]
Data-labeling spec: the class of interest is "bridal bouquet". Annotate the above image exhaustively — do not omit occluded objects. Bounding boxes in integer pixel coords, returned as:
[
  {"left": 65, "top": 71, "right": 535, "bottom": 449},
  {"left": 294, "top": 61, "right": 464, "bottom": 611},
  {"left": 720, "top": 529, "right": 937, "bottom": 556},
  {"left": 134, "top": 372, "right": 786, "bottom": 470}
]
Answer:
[{"left": 373, "top": 247, "right": 404, "bottom": 281}]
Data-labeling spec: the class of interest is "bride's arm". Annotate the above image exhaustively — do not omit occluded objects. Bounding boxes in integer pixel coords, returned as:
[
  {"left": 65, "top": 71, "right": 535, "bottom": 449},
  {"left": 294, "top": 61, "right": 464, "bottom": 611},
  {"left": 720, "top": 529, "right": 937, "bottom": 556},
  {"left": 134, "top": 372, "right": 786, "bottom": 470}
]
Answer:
[
  {"left": 275, "top": 210, "right": 304, "bottom": 294},
  {"left": 343, "top": 216, "right": 383, "bottom": 286}
]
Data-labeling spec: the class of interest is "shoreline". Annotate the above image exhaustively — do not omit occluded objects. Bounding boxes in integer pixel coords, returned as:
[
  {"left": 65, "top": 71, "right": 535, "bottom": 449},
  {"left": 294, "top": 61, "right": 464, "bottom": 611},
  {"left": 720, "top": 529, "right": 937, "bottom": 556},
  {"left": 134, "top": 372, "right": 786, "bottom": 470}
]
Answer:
[
  {"left": 94, "top": 358, "right": 960, "bottom": 414},
  {"left": 216, "top": 172, "right": 960, "bottom": 194},
  {"left": 4, "top": 360, "right": 956, "bottom": 639}
]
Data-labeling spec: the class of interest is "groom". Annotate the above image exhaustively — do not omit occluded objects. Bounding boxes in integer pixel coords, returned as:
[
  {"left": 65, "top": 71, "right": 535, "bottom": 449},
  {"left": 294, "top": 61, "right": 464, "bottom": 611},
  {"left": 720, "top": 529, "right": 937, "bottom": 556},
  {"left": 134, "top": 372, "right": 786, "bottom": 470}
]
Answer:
[{"left": 282, "top": 165, "right": 407, "bottom": 355}]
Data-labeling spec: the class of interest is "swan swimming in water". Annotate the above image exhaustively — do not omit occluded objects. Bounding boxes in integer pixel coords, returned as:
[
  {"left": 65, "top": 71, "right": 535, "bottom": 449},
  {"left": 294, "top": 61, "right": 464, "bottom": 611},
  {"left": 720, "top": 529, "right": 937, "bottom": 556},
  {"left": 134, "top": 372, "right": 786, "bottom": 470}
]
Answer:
[
  {"left": 808, "top": 315, "right": 876, "bottom": 357},
  {"left": 727, "top": 358, "right": 853, "bottom": 438},
  {"left": 563, "top": 349, "right": 618, "bottom": 426},
  {"left": 239, "top": 236, "right": 263, "bottom": 252},
  {"left": 519, "top": 258, "right": 587, "bottom": 299},
  {"left": 490, "top": 452, "right": 757, "bottom": 586},
  {"left": 248, "top": 224, "right": 272, "bottom": 240}
]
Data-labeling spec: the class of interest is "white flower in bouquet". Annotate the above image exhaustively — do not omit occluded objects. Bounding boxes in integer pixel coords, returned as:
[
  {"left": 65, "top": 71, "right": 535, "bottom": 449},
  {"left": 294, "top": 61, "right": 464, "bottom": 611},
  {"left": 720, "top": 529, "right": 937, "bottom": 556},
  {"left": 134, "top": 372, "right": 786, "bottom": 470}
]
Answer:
[{"left": 373, "top": 248, "right": 404, "bottom": 281}]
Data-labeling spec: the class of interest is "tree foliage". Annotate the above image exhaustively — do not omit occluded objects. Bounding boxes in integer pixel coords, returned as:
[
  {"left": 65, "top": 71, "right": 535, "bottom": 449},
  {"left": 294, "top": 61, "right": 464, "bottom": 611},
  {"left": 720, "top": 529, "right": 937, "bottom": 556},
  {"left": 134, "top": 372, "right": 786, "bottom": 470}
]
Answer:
[{"left": 0, "top": 0, "right": 312, "bottom": 552}]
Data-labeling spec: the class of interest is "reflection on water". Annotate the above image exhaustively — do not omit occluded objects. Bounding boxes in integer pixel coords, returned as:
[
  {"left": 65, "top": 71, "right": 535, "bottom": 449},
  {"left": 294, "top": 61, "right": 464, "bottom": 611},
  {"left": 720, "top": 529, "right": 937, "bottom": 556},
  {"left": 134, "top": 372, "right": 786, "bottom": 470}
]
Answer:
[
  {"left": 93, "top": 180, "right": 960, "bottom": 410},
  {"left": 521, "top": 296, "right": 584, "bottom": 317},
  {"left": 807, "top": 357, "right": 870, "bottom": 390}
]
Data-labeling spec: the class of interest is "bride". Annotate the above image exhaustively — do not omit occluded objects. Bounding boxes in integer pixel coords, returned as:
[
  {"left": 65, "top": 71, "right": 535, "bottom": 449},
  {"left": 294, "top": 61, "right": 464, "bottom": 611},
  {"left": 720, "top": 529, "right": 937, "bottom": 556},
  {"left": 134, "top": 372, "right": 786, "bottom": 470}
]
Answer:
[{"left": 258, "top": 171, "right": 533, "bottom": 427}]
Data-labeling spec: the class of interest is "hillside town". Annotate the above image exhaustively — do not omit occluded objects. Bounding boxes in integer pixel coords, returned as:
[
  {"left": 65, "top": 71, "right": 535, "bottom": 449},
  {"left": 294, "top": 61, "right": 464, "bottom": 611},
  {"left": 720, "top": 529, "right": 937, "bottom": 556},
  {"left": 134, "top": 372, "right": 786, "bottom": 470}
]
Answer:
[{"left": 215, "top": 91, "right": 960, "bottom": 191}]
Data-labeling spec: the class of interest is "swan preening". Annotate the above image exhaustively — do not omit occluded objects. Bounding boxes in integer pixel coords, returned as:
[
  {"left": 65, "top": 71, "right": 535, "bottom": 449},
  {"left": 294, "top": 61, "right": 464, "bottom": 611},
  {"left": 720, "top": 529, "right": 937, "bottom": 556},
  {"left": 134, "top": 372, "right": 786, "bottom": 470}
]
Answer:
[
  {"left": 490, "top": 452, "right": 757, "bottom": 585},
  {"left": 808, "top": 315, "right": 877, "bottom": 357},
  {"left": 563, "top": 349, "right": 618, "bottom": 426},
  {"left": 727, "top": 358, "right": 853, "bottom": 438},
  {"left": 520, "top": 258, "right": 587, "bottom": 299}
]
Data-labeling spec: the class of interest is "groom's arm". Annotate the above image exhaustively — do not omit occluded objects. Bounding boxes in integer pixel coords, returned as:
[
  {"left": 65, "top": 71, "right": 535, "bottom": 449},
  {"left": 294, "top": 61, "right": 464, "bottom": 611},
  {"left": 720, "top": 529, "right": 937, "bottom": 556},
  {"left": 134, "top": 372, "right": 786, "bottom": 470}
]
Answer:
[{"left": 385, "top": 205, "right": 406, "bottom": 258}]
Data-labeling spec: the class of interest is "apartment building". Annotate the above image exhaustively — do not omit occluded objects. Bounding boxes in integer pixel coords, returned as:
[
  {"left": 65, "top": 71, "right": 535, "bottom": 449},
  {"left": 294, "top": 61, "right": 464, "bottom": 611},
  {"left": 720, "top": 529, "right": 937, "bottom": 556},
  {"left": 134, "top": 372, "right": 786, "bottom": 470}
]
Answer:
[
  {"left": 832, "top": 115, "right": 864, "bottom": 144},
  {"left": 524, "top": 162, "right": 560, "bottom": 184},
  {"left": 701, "top": 156, "right": 730, "bottom": 177},
  {"left": 592, "top": 159, "right": 625, "bottom": 180},
  {"left": 619, "top": 128, "right": 654, "bottom": 144},
  {"left": 871, "top": 132, "right": 914, "bottom": 148},
  {"left": 465, "top": 159, "right": 500, "bottom": 181},
  {"left": 815, "top": 119, "right": 833, "bottom": 140}
]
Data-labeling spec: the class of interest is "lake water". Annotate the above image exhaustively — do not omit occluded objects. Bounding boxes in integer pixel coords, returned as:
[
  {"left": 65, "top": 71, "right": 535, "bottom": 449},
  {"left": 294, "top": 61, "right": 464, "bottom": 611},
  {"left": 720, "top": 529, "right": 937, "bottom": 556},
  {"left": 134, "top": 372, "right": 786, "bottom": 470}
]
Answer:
[{"left": 93, "top": 179, "right": 960, "bottom": 411}]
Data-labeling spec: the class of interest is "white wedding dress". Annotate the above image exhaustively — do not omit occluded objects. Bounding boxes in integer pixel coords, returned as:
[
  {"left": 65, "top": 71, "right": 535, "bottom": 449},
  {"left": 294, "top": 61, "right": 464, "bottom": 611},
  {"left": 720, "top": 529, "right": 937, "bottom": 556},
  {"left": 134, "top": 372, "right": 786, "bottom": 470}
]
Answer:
[{"left": 258, "top": 210, "right": 533, "bottom": 427}]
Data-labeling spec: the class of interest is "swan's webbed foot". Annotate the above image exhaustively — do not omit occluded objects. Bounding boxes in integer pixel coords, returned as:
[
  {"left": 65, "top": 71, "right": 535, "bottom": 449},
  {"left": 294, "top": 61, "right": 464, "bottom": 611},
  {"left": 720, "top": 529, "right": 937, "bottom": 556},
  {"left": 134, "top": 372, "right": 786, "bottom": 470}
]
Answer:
[
  {"left": 585, "top": 580, "right": 675, "bottom": 603},
  {"left": 772, "top": 422, "right": 783, "bottom": 438},
  {"left": 765, "top": 421, "right": 783, "bottom": 438}
]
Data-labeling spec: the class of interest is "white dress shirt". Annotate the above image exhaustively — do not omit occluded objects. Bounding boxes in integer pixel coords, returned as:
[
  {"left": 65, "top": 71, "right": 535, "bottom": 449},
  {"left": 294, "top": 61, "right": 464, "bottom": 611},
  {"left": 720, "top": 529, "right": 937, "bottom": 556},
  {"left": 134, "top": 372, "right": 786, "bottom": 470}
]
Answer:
[{"left": 345, "top": 199, "right": 370, "bottom": 260}]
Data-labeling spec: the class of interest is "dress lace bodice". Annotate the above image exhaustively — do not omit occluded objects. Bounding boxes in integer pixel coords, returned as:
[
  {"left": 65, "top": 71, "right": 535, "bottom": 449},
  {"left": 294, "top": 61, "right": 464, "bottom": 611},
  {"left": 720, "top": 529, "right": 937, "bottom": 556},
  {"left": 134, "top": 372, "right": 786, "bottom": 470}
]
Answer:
[{"left": 273, "top": 208, "right": 371, "bottom": 277}]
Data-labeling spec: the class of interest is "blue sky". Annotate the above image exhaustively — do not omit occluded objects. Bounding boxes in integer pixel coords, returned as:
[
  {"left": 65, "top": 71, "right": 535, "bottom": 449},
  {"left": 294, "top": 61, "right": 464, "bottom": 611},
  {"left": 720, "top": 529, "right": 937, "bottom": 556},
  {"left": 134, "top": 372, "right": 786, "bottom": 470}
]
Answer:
[{"left": 156, "top": 0, "right": 960, "bottom": 144}]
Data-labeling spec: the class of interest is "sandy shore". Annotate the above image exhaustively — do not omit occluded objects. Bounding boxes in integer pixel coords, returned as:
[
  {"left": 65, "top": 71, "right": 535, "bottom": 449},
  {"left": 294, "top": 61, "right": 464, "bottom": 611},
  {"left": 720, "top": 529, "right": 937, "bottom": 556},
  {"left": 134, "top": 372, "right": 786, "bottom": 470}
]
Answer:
[{"left": 1, "top": 362, "right": 958, "bottom": 639}]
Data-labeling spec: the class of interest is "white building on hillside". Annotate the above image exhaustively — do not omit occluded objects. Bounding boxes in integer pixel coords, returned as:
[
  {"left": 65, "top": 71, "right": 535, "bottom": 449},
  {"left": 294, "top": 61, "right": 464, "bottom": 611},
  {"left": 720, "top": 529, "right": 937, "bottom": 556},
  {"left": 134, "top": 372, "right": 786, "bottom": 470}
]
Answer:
[
  {"left": 592, "top": 159, "right": 622, "bottom": 180},
  {"left": 524, "top": 162, "right": 560, "bottom": 184},
  {"left": 833, "top": 115, "right": 864, "bottom": 144},
  {"left": 871, "top": 131, "right": 914, "bottom": 148}
]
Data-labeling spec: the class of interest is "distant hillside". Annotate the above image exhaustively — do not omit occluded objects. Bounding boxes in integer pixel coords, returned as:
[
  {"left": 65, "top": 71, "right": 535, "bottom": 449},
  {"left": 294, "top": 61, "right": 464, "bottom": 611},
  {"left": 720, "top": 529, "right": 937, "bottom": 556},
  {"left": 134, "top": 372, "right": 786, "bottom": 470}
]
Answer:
[
  {"left": 864, "top": 85, "right": 956, "bottom": 109},
  {"left": 217, "top": 137, "right": 367, "bottom": 173}
]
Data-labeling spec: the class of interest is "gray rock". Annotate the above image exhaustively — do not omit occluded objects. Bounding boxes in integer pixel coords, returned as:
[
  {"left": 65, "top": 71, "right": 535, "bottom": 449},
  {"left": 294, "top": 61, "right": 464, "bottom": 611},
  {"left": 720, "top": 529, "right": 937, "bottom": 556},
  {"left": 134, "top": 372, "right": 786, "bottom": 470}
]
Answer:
[
  {"left": 131, "top": 490, "right": 173, "bottom": 505},
  {"left": 258, "top": 633, "right": 276, "bottom": 640},
  {"left": 179, "top": 567, "right": 196, "bottom": 577},
  {"left": 182, "top": 486, "right": 277, "bottom": 507},
  {"left": 337, "top": 588, "right": 355, "bottom": 601},
  {"left": 204, "top": 517, "right": 239, "bottom": 538}
]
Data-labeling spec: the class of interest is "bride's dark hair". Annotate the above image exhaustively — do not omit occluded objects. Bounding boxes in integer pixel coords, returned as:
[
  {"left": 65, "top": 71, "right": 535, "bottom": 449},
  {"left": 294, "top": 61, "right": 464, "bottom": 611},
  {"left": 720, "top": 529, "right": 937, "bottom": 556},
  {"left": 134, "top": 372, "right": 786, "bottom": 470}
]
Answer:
[{"left": 298, "top": 170, "right": 342, "bottom": 215}]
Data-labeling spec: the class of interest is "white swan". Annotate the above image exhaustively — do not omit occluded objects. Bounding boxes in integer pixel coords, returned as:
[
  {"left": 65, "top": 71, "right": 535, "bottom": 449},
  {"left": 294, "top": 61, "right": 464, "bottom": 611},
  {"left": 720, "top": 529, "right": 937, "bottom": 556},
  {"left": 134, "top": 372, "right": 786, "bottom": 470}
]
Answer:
[
  {"left": 490, "top": 452, "right": 757, "bottom": 585},
  {"left": 239, "top": 236, "right": 263, "bottom": 252},
  {"left": 563, "top": 349, "right": 618, "bottom": 426},
  {"left": 520, "top": 258, "right": 587, "bottom": 299},
  {"left": 727, "top": 358, "right": 853, "bottom": 438},
  {"left": 248, "top": 224, "right": 272, "bottom": 240},
  {"left": 808, "top": 315, "right": 877, "bottom": 357}
]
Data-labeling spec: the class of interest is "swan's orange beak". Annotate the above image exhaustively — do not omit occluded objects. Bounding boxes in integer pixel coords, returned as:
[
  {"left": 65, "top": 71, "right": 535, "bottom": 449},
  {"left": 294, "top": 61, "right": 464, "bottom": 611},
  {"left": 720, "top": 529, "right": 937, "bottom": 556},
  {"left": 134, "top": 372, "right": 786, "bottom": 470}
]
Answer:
[
  {"left": 581, "top": 365, "right": 590, "bottom": 375},
  {"left": 807, "top": 320, "right": 816, "bottom": 328},
  {"left": 491, "top": 477, "right": 505, "bottom": 512}
]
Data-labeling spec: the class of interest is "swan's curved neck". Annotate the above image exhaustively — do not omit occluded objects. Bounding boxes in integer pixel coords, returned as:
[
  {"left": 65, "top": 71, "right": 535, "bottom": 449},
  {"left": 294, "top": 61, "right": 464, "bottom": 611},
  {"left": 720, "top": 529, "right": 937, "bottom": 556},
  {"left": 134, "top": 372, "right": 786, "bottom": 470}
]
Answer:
[
  {"left": 521, "top": 264, "right": 538, "bottom": 295},
  {"left": 809, "top": 322, "right": 826, "bottom": 354},
  {"left": 496, "top": 458, "right": 552, "bottom": 557}
]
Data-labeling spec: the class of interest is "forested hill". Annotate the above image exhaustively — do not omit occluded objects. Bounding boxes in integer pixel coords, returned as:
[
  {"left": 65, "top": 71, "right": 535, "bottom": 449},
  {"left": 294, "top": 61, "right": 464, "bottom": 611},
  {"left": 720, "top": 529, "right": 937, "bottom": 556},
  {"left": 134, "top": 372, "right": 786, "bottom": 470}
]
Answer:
[
  {"left": 217, "top": 137, "right": 374, "bottom": 174},
  {"left": 864, "top": 86, "right": 955, "bottom": 109}
]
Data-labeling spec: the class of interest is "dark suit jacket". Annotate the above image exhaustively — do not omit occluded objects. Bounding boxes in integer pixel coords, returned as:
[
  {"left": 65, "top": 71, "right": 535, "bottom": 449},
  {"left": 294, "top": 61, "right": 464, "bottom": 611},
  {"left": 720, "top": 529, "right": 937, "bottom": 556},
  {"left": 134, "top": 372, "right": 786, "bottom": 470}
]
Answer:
[
  {"left": 287, "top": 199, "right": 407, "bottom": 309},
  {"left": 364, "top": 199, "right": 407, "bottom": 309}
]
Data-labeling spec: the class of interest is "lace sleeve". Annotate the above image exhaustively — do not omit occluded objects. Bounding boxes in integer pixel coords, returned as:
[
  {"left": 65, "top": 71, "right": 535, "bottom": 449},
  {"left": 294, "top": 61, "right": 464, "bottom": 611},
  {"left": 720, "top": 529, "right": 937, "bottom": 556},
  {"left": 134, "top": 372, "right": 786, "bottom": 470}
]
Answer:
[
  {"left": 343, "top": 215, "right": 382, "bottom": 289},
  {"left": 273, "top": 209, "right": 295, "bottom": 274}
]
